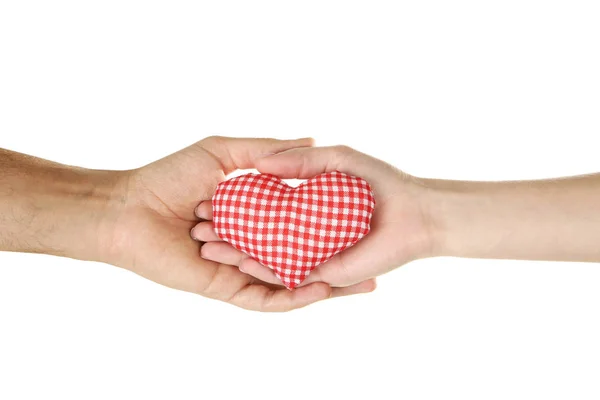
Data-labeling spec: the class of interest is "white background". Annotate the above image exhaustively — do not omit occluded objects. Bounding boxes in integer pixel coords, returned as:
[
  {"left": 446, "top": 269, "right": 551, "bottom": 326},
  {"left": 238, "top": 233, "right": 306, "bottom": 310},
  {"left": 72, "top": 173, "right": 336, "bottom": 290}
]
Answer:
[{"left": 1, "top": 1, "right": 600, "bottom": 399}]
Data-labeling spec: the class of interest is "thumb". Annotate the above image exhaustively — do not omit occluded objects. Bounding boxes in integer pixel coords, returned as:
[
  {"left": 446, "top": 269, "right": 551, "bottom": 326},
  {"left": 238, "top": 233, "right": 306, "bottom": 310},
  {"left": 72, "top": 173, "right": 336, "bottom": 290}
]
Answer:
[
  {"left": 256, "top": 145, "right": 398, "bottom": 191},
  {"left": 198, "top": 136, "right": 314, "bottom": 174}
]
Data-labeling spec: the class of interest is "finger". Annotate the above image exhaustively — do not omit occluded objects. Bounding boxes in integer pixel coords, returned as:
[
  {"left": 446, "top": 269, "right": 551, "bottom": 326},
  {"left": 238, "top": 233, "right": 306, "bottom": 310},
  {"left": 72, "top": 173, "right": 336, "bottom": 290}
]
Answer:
[
  {"left": 190, "top": 221, "right": 222, "bottom": 242},
  {"left": 229, "top": 282, "right": 332, "bottom": 312},
  {"left": 239, "top": 258, "right": 283, "bottom": 285},
  {"left": 199, "top": 136, "right": 315, "bottom": 175},
  {"left": 255, "top": 145, "right": 396, "bottom": 189},
  {"left": 315, "top": 227, "right": 402, "bottom": 287},
  {"left": 195, "top": 201, "right": 213, "bottom": 220},
  {"left": 239, "top": 258, "right": 332, "bottom": 288},
  {"left": 237, "top": 251, "right": 372, "bottom": 288},
  {"left": 239, "top": 258, "right": 377, "bottom": 295},
  {"left": 330, "top": 279, "right": 377, "bottom": 298},
  {"left": 200, "top": 242, "right": 249, "bottom": 265},
  {"left": 191, "top": 256, "right": 328, "bottom": 312},
  {"left": 302, "top": 250, "right": 369, "bottom": 287},
  {"left": 201, "top": 229, "right": 384, "bottom": 288}
]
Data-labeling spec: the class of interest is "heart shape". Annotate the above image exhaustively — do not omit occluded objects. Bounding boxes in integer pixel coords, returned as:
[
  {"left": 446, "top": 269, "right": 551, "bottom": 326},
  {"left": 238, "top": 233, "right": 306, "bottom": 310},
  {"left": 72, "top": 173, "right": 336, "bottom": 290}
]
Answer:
[{"left": 212, "top": 171, "right": 375, "bottom": 289}]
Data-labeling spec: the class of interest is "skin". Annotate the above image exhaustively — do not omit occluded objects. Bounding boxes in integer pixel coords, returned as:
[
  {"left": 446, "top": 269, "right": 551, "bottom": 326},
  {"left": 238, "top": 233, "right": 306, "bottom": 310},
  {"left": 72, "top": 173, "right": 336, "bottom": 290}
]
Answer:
[
  {"left": 0, "top": 137, "right": 376, "bottom": 312},
  {"left": 194, "top": 145, "right": 600, "bottom": 287},
  {"left": 4, "top": 139, "right": 600, "bottom": 308}
]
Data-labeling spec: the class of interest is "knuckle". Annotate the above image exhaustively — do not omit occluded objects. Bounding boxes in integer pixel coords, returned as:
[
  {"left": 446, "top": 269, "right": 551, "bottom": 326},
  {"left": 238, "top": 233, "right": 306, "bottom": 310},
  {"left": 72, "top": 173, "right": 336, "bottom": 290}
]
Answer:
[
  {"left": 331, "top": 145, "right": 357, "bottom": 168},
  {"left": 199, "top": 135, "right": 225, "bottom": 149},
  {"left": 333, "top": 144, "right": 354, "bottom": 154},
  {"left": 332, "top": 145, "right": 357, "bottom": 162},
  {"left": 339, "top": 144, "right": 355, "bottom": 152},
  {"left": 262, "top": 293, "right": 291, "bottom": 313}
]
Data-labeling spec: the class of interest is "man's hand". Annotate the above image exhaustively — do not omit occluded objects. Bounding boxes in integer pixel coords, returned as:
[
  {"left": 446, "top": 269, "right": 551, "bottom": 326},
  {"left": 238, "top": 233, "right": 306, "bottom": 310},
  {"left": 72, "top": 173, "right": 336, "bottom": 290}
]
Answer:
[
  {"left": 101, "top": 137, "right": 376, "bottom": 310},
  {"left": 192, "top": 145, "right": 436, "bottom": 287},
  {"left": 0, "top": 138, "right": 375, "bottom": 312}
]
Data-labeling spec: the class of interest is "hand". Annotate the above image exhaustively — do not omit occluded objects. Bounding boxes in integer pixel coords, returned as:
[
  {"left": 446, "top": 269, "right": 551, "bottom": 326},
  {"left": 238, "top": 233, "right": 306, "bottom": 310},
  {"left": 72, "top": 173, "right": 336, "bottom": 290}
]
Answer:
[
  {"left": 106, "top": 137, "right": 375, "bottom": 311},
  {"left": 192, "top": 145, "right": 435, "bottom": 287}
]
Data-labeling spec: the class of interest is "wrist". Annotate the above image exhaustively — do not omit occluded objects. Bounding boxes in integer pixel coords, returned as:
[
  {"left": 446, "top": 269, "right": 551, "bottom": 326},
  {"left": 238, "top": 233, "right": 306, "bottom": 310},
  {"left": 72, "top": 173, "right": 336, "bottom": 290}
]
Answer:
[
  {"left": 1, "top": 161, "right": 132, "bottom": 263},
  {"left": 417, "top": 178, "right": 473, "bottom": 259},
  {"left": 386, "top": 174, "right": 451, "bottom": 262},
  {"left": 420, "top": 178, "right": 507, "bottom": 259},
  {"left": 73, "top": 168, "right": 134, "bottom": 264}
]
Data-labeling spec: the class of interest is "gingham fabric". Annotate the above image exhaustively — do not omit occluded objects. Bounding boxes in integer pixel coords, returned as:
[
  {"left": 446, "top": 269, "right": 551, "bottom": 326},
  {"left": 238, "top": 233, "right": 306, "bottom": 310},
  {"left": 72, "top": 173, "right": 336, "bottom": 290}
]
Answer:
[{"left": 212, "top": 171, "right": 375, "bottom": 289}]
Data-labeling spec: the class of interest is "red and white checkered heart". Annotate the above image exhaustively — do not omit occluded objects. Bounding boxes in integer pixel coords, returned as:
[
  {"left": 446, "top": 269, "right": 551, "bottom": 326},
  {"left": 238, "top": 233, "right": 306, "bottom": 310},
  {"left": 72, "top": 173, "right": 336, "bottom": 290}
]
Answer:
[{"left": 212, "top": 171, "right": 375, "bottom": 289}]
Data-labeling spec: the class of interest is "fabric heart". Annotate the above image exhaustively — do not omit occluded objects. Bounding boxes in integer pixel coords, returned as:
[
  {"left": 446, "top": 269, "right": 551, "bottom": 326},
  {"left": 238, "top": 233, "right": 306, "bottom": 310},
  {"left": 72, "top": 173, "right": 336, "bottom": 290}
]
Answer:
[{"left": 212, "top": 171, "right": 375, "bottom": 289}]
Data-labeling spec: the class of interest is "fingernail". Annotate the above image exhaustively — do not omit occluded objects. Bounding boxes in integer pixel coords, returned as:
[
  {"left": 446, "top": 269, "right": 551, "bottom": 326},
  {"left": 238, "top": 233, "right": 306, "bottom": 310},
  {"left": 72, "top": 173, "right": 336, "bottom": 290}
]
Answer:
[{"left": 190, "top": 227, "right": 200, "bottom": 241}]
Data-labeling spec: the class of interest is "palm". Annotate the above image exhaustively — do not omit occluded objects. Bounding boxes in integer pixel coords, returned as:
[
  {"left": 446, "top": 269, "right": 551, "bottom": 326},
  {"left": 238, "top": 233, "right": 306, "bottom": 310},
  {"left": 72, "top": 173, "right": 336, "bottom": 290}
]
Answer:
[
  {"left": 113, "top": 141, "right": 244, "bottom": 296},
  {"left": 107, "top": 137, "right": 371, "bottom": 311}
]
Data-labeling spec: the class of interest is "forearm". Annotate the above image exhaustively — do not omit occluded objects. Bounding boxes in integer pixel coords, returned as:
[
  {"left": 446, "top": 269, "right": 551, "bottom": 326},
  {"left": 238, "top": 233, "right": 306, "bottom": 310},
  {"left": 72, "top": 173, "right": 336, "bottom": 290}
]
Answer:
[
  {"left": 425, "top": 174, "right": 600, "bottom": 262},
  {"left": 0, "top": 148, "right": 127, "bottom": 262}
]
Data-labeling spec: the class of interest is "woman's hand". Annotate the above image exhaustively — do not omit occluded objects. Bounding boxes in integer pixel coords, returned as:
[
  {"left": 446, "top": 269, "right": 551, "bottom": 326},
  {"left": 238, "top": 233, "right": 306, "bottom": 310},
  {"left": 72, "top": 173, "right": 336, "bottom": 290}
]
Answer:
[{"left": 192, "top": 145, "right": 436, "bottom": 287}]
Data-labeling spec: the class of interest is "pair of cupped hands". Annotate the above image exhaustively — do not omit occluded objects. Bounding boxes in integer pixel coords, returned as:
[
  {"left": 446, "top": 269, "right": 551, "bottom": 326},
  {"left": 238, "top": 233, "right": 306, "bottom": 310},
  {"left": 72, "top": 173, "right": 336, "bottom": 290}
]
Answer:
[{"left": 109, "top": 136, "right": 433, "bottom": 311}]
